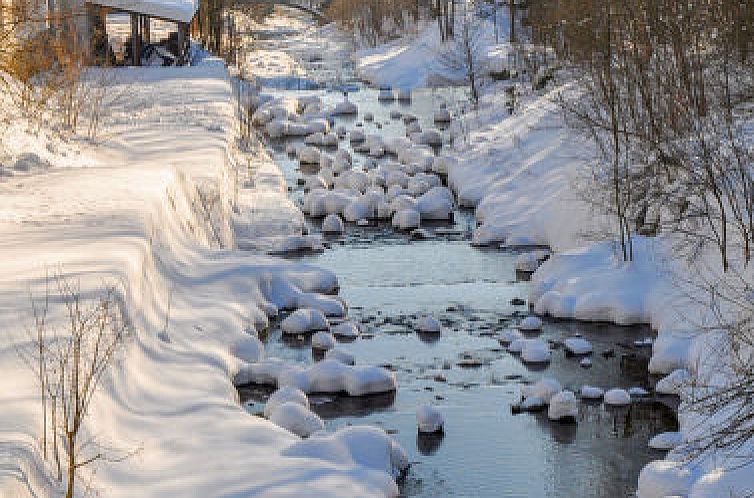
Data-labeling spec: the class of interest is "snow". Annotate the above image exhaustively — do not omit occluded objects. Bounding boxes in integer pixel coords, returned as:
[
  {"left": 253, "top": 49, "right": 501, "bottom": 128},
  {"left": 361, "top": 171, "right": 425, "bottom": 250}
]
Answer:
[
  {"left": 416, "top": 405, "right": 445, "bottom": 433},
  {"left": 392, "top": 209, "right": 421, "bottom": 230},
  {"left": 332, "top": 321, "right": 360, "bottom": 339},
  {"left": 518, "top": 315, "right": 543, "bottom": 332},
  {"left": 312, "top": 331, "right": 337, "bottom": 351},
  {"left": 648, "top": 432, "right": 683, "bottom": 451},
  {"left": 499, "top": 329, "right": 524, "bottom": 344},
  {"left": 326, "top": 348, "right": 355, "bottom": 365},
  {"left": 269, "top": 401, "right": 326, "bottom": 438},
  {"left": 655, "top": 369, "right": 691, "bottom": 395},
  {"left": 322, "top": 213, "right": 345, "bottom": 234},
  {"left": 416, "top": 316, "right": 441, "bottom": 333},
  {"left": 282, "top": 308, "right": 330, "bottom": 334},
  {"left": 580, "top": 385, "right": 604, "bottom": 400},
  {"left": 579, "top": 358, "right": 592, "bottom": 368},
  {"left": 637, "top": 461, "right": 695, "bottom": 498},
  {"left": 241, "top": 359, "right": 397, "bottom": 397},
  {"left": 264, "top": 386, "right": 311, "bottom": 418},
  {"left": 563, "top": 337, "right": 593, "bottom": 355},
  {"left": 0, "top": 62, "right": 404, "bottom": 498},
  {"left": 521, "top": 378, "right": 561, "bottom": 404},
  {"left": 416, "top": 187, "right": 454, "bottom": 220},
  {"left": 91, "top": 0, "right": 198, "bottom": 23},
  {"left": 520, "top": 339, "right": 551, "bottom": 364},
  {"left": 547, "top": 390, "right": 579, "bottom": 421},
  {"left": 629, "top": 387, "right": 650, "bottom": 397},
  {"left": 604, "top": 388, "right": 632, "bottom": 406},
  {"left": 520, "top": 396, "right": 546, "bottom": 411}
]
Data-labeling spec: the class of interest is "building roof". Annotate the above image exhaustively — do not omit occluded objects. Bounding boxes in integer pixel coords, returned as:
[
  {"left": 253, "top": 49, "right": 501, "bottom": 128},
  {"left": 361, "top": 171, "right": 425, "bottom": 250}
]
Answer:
[{"left": 87, "top": 0, "right": 199, "bottom": 23}]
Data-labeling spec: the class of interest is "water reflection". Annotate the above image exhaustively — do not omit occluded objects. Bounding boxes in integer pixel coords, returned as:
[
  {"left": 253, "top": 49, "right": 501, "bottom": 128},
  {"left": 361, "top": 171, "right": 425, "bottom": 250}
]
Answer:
[{"left": 417, "top": 431, "right": 445, "bottom": 456}]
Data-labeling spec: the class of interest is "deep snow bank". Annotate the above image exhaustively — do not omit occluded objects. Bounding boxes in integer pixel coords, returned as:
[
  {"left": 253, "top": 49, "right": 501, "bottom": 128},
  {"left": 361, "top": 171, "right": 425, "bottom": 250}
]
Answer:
[{"left": 0, "top": 62, "right": 404, "bottom": 497}]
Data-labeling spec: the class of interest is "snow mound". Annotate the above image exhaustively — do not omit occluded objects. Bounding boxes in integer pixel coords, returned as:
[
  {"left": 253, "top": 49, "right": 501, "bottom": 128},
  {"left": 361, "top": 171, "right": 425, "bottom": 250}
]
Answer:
[
  {"left": 282, "top": 309, "right": 329, "bottom": 334},
  {"left": 312, "top": 331, "right": 337, "bottom": 351},
  {"left": 326, "top": 348, "right": 355, "bottom": 365},
  {"left": 655, "top": 369, "right": 690, "bottom": 395},
  {"left": 269, "top": 401, "right": 325, "bottom": 437},
  {"left": 416, "top": 404, "right": 444, "bottom": 433},
  {"left": 521, "top": 339, "right": 551, "bottom": 363},
  {"left": 283, "top": 425, "right": 409, "bottom": 481},
  {"left": 333, "top": 100, "right": 358, "bottom": 115},
  {"left": 564, "top": 337, "right": 593, "bottom": 355},
  {"left": 548, "top": 390, "right": 579, "bottom": 421},
  {"left": 264, "top": 385, "right": 310, "bottom": 418},
  {"left": 522, "top": 378, "right": 561, "bottom": 404},
  {"left": 322, "top": 214, "right": 345, "bottom": 234},
  {"left": 648, "top": 431, "right": 683, "bottom": 450},
  {"left": 519, "top": 315, "right": 543, "bottom": 331},
  {"left": 392, "top": 209, "right": 421, "bottom": 230},
  {"left": 433, "top": 109, "right": 451, "bottom": 123},
  {"left": 416, "top": 316, "right": 441, "bottom": 333},
  {"left": 604, "top": 388, "right": 631, "bottom": 406},
  {"left": 499, "top": 329, "right": 524, "bottom": 344},
  {"left": 332, "top": 321, "right": 360, "bottom": 339},
  {"left": 637, "top": 460, "right": 693, "bottom": 498},
  {"left": 580, "top": 385, "right": 604, "bottom": 399}
]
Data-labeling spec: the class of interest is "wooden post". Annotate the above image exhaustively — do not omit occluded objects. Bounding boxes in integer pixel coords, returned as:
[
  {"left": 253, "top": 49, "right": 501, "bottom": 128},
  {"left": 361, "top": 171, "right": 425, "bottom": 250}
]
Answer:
[
  {"left": 142, "top": 15, "right": 151, "bottom": 45},
  {"left": 177, "top": 22, "right": 187, "bottom": 65},
  {"left": 130, "top": 12, "right": 141, "bottom": 65}
]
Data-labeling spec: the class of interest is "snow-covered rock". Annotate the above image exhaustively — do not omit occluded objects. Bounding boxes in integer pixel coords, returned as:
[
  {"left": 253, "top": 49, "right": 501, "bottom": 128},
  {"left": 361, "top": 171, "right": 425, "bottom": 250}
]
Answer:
[
  {"left": 278, "top": 359, "right": 397, "bottom": 396},
  {"left": 564, "top": 337, "right": 593, "bottom": 355},
  {"left": 521, "top": 396, "right": 546, "bottom": 411},
  {"left": 655, "top": 369, "right": 690, "bottom": 395},
  {"left": 268, "top": 401, "right": 325, "bottom": 437},
  {"left": 416, "top": 404, "right": 444, "bottom": 433},
  {"left": 325, "top": 348, "right": 355, "bottom": 365},
  {"left": 414, "top": 129, "right": 443, "bottom": 146},
  {"left": 395, "top": 88, "right": 412, "bottom": 101},
  {"left": 228, "top": 335, "right": 265, "bottom": 363},
  {"left": 333, "top": 100, "right": 358, "bottom": 115},
  {"left": 392, "top": 209, "right": 421, "bottom": 230},
  {"left": 311, "top": 331, "right": 337, "bottom": 351},
  {"left": 350, "top": 129, "right": 366, "bottom": 143},
  {"left": 433, "top": 109, "right": 451, "bottom": 123},
  {"left": 548, "top": 390, "right": 579, "bottom": 421},
  {"left": 629, "top": 386, "right": 650, "bottom": 397},
  {"left": 648, "top": 431, "right": 683, "bottom": 450},
  {"left": 519, "top": 316, "right": 543, "bottom": 331},
  {"left": 580, "top": 385, "right": 604, "bottom": 399},
  {"left": 332, "top": 321, "right": 360, "bottom": 339},
  {"left": 522, "top": 378, "right": 561, "bottom": 403},
  {"left": 416, "top": 316, "right": 441, "bottom": 333},
  {"left": 322, "top": 214, "right": 345, "bottom": 234},
  {"left": 499, "top": 329, "right": 524, "bottom": 344},
  {"left": 507, "top": 338, "right": 525, "bottom": 354},
  {"left": 378, "top": 88, "right": 394, "bottom": 101},
  {"left": 604, "top": 388, "right": 631, "bottom": 406},
  {"left": 416, "top": 187, "right": 453, "bottom": 220},
  {"left": 364, "top": 112, "right": 374, "bottom": 122},
  {"left": 637, "top": 460, "right": 693, "bottom": 498},
  {"left": 431, "top": 156, "right": 455, "bottom": 176},
  {"left": 580, "top": 358, "right": 592, "bottom": 368},
  {"left": 281, "top": 309, "right": 329, "bottom": 334},
  {"left": 515, "top": 253, "right": 541, "bottom": 272},
  {"left": 298, "top": 145, "right": 321, "bottom": 164},
  {"left": 521, "top": 339, "right": 551, "bottom": 363},
  {"left": 264, "top": 385, "right": 309, "bottom": 418}
]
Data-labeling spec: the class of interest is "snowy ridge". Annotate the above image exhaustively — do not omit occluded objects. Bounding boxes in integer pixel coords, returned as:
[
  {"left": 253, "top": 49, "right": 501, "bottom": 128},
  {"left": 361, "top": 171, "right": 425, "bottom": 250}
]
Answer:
[{"left": 0, "top": 63, "right": 403, "bottom": 497}]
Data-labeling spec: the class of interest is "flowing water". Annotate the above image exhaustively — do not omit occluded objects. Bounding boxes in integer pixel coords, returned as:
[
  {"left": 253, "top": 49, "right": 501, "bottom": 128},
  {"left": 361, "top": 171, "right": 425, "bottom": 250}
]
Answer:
[{"left": 235, "top": 8, "right": 677, "bottom": 497}]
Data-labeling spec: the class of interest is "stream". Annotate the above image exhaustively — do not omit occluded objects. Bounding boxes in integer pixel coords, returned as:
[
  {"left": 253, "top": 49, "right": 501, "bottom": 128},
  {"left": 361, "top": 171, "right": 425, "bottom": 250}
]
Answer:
[{"left": 235, "top": 8, "right": 677, "bottom": 497}]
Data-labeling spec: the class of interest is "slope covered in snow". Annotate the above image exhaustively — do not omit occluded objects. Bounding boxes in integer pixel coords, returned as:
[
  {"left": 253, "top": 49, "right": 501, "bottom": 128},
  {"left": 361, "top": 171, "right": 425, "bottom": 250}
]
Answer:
[{"left": 0, "top": 61, "right": 404, "bottom": 497}]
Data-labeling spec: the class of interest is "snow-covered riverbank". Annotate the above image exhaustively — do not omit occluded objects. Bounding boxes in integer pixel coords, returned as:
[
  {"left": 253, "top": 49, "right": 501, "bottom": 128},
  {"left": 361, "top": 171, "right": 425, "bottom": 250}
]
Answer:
[
  {"left": 0, "top": 60, "right": 407, "bottom": 497},
  {"left": 349, "top": 18, "right": 754, "bottom": 498}
]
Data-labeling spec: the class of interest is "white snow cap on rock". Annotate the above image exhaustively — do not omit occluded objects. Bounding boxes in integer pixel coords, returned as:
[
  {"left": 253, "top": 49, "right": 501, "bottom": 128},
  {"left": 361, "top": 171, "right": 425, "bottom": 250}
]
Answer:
[
  {"left": 264, "top": 385, "right": 309, "bottom": 418},
  {"left": 548, "top": 390, "right": 579, "bottom": 421},
  {"left": 604, "top": 388, "right": 631, "bottom": 406},
  {"left": 519, "top": 315, "right": 543, "bottom": 331},
  {"left": 416, "top": 404, "right": 444, "bottom": 433},
  {"left": 325, "top": 348, "right": 355, "bottom": 365},
  {"left": 521, "top": 339, "right": 551, "bottom": 363},
  {"left": 268, "top": 401, "right": 325, "bottom": 438},
  {"left": 322, "top": 213, "right": 345, "bottom": 234},
  {"left": 648, "top": 431, "right": 683, "bottom": 450},
  {"left": 311, "top": 331, "right": 337, "bottom": 351},
  {"left": 392, "top": 209, "right": 421, "bottom": 230},
  {"left": 499, "top": 329, "right": 524, "bottom": 344},
  {"left": 332, "top": 321, "right": 360, "bottom": 338},
  {"left": 564, "top": 337, "right": 593, "bottom": 355},
  {"left": 333, "top": 100, "right": 358, "bottom": 115},
  {"left": 637, "top": 460, "right": 693, "bottom": 498},
  {"left": 580, "top": 385, "right": 604, "bottom": 399},
  {"left": 655, "top": 369, "right": 690, "bottom": 395},
  {"left": 282, "top": 308, "right": 329, "bottom": 334},
  {"left": 416, "top": 316, "right": 441, "bottom": 333},
  {"left": 522, "top": 378, "right": 561, "bottom": 404},
  {"left": 433, "top": 109, "right": 451, "bottom": 123}
]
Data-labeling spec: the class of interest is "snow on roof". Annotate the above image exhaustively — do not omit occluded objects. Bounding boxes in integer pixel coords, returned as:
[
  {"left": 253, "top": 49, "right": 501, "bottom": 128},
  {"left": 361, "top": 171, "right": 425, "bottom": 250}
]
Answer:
[{"left": 88, "top": 0, "right": 198, "bottom": 23}]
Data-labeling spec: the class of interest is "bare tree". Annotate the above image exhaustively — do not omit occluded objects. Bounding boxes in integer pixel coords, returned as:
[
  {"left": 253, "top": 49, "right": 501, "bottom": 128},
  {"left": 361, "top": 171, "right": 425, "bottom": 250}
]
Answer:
[
  {"left": 19, "top": 273, "right": 132, "bottom": 498},
  {"left": 439, "top": 12, "right": 486, "bottom": 105}
]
